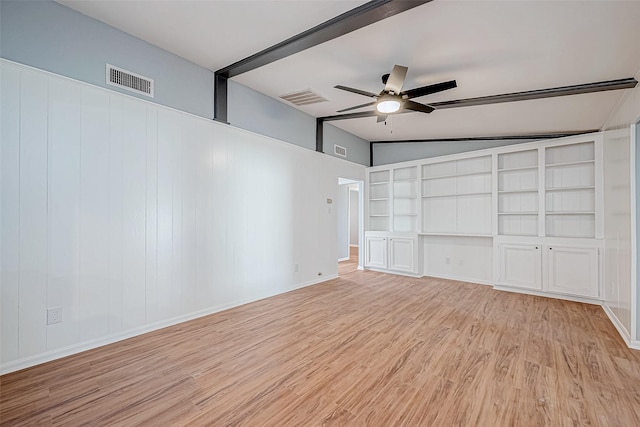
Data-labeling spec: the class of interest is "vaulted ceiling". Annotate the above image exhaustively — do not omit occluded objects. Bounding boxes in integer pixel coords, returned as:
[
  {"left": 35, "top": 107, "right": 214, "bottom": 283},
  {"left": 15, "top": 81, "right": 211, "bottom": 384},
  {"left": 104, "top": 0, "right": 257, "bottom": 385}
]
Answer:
[{"left": 58, "top": 0, "right": 640, "bottom": 142}]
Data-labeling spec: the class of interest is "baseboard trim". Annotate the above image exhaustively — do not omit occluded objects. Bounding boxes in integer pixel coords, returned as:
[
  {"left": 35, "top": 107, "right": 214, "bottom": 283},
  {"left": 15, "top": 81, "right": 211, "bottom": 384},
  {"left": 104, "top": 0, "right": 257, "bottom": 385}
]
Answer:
[
  {"left": 338, "top": 257, "right": 350, "bottom": 262},
  {"left": 365, "top": 267, "right": 421, "bottom": 278},
  {"left": 493, "top": 286, "right": 603, "bottom": 306},
  {"left": 421, "top": 272, "right": 494, "bottom": 286},
  {"left": 0, "top": 274, "right": 337, "bottom": 375},
  {"left": 602, "top": 302, "right": 632, "bottom": 347}
]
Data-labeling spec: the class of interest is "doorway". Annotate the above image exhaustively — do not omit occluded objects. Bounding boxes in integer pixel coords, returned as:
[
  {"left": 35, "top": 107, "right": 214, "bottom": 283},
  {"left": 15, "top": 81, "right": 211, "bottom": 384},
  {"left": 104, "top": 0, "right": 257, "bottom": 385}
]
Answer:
[{"left": 338, "top": 177, "right": 364, "bottom": 274}]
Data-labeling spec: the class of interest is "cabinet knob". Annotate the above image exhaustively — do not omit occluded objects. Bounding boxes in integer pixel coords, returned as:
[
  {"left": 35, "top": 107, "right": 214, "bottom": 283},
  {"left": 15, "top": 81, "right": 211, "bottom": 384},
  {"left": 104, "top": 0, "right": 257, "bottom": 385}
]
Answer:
[
  {"left": 535, "top": 246, "right": 539, "bottom": 249},
  {"left": 549, "top": 247, "right": 553, "bottom": 250}
]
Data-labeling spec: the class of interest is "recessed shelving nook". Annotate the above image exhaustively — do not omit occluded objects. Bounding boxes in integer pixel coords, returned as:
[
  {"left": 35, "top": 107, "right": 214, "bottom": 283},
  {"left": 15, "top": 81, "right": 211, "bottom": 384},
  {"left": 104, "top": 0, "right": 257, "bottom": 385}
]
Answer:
[
  {"left": 497, "top": 149, "right": 539, "bottom": 236},
  {"left": 421, "top": 156, "right": 492, "bottom": 235},
  {"left": 544, "top": 142, "right": 596, "bottom": 238},
  {"left": 393, "top": 166, "right": 418, "bottom": 232},
  {"left": 368, "top": 170, "right": 390, "bottom": 231}
]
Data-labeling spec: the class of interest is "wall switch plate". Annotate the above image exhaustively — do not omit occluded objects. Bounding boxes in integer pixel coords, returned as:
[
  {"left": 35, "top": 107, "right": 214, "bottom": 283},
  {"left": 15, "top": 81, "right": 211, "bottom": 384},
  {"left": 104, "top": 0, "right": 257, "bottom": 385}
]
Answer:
[{"left": 47, "top": 307, "right": 62, "bottom": 325}]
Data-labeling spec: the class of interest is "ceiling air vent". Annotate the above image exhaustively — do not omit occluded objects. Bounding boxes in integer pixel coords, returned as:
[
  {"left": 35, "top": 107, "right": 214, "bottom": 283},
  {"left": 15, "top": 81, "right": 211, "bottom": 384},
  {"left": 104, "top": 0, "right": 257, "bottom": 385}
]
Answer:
[
  {"left": 106, "top": 64, "right": 154, "bottom": 97},
  {"left": 280, "top": 89, "right": 327, "bottom": 106},
  {"left": 334, "top": 144, "right": 347, "bottom": 158}
]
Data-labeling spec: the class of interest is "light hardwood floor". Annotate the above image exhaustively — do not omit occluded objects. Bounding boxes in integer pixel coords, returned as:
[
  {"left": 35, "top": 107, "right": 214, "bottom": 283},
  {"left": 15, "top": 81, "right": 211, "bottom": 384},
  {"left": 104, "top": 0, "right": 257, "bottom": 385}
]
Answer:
[{"left": 2, "top": 254, "right": 640, "bottom": 426}]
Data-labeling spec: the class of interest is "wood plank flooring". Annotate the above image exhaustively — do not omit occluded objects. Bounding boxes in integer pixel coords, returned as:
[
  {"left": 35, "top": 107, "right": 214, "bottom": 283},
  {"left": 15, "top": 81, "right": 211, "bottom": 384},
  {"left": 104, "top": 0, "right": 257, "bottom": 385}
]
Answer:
[{"left": 2, "top": 255, "right": 640, "bottom": 426}]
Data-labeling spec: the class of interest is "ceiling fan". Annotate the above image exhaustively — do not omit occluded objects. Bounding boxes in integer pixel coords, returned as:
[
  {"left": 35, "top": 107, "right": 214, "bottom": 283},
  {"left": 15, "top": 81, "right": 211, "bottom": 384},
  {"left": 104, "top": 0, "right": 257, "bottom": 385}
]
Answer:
[{"left": 334, "top": 65, "right": 457, "bottom": 123}]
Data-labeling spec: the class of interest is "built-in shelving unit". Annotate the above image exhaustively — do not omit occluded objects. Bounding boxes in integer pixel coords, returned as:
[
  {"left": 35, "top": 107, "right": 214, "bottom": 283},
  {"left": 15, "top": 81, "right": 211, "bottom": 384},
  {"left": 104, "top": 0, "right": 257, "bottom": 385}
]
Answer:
[
  {"left": 369, "top": 170, "right": 390, "bottom": 231},
  {"left": 545, "top": 142, "right": 595, "bottom": 238},
  {"left": 392, "top": 166, "right": 418, "bottom": 232},
  {"left": 421, "top": 156, "right": 492, "bottom": 234},
  {"left": 497, "top": 150, "right": 539, "bottom": 236}
]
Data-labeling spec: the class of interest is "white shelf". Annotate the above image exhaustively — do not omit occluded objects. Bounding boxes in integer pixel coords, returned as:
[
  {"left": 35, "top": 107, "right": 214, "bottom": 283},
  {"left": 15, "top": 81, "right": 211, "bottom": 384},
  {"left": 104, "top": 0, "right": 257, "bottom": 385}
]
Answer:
[
  {"left": 395, "top": 214, "right": 417, "bottom": 217},
  {"left": 369, "top": 198, "right": 389, "bottom": 201},
  {"left": 370, "top": 214, "right": 390, "bottom": 217},
  {"left": 422, "top": 192, "right": 491, "bottom": 199},
  {"left": 498, "top": 212, "right": 538, "bottom": 216},
  {"left": 498, "top": 189, "right": 538, "bottom": 194},
  {"left": 369, "top": 181, "right": 390, "bottom": 186},
  {"left": 393, "top": 178, "right": 416, "bottom": 183},
  {"left": 498, "top": 165, "right": 538, "bottom": 172},
  {"left": 545, "top": 160, "right": 594, "bottom": 168},
  {"left": 419, "top": 232, "right": 493, "bottom": 238},
  {"left": 422, "top": 171, "right": 491, "bottom": 181},
  {"left": 394, "top": 196, "right": 417, "bottom": 200},
  {"left": 546, "top": 211, "right": 595, "bottom": 215},
  {"left": 545, "top": 186, "right": 595, "bottom": 192}
]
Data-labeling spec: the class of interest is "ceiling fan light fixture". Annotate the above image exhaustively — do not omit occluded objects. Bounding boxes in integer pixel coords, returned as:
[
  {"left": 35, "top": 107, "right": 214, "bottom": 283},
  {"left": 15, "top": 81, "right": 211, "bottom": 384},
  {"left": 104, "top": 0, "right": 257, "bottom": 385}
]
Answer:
[{"left": 377, "top": 96, "right": 401, "bottom": 113}]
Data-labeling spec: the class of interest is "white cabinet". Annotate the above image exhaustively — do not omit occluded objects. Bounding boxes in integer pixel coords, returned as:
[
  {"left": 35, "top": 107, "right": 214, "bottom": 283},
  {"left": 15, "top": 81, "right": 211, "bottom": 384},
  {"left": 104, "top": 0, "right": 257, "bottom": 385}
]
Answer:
[
  {"left": 498, "top": 243, "right": 542, "bottom": 290},
  {"left": 546, "top": 246, "right": 599, "bottom": 298},
  {"left": 497, "top": 239, "right": 601, "bottom": 300},
  {"left": 365, "top": 235, "right": 388, "bottom": 269},
  {"left": 365, "top": 233, "right": 418, "bottom": 275},
  {"left": 389, "top": 237, "right": 416, "bottom": 273}
]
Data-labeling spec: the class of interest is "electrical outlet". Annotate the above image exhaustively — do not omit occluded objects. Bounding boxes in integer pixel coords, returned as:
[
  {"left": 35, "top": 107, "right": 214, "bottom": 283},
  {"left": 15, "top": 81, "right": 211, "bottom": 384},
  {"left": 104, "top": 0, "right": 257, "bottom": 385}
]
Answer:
[
  {"left": 47, "top": 307, "right": 62, "bottom": 325},
  {"left": 318, "top": 272, "right": 322, "bottom": 276}
]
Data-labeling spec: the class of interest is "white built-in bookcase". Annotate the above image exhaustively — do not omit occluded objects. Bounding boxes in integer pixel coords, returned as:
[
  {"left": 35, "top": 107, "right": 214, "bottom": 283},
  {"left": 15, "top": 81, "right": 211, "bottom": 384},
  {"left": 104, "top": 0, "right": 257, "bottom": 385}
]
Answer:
[
  {"left": 366, "top": 136, "right": 602, "bottom": 239},
  {"left": 497, "top": 149, "right": 539, "bottom": 236},
  {"left": 421, "top": 156, "right": 492, "bottom": 235},
  {"left": 368, "top": 170, "right": 390, "bottom": 231},
  {"left": 544, "top": 142, "right": 596, "bottom": 238},
  {"left": 393, "top": 166, "right": 418, "bottom": 232}
]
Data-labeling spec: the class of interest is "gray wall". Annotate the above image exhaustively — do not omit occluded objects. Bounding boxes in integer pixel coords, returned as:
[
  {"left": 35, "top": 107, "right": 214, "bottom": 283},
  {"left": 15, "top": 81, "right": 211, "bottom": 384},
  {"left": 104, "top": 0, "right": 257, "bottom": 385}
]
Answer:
[
  {"left": 372, "top": 139, "right": 538, "bottom": 166},
  {"left": 228, "top": 80, "right": 370, "bottom": 166},
  {"left": 0, "top": 0, "right": 215, "bottom": 118},
  {"left": 349, "top": 188, "right": 359, "bottom": 246},
  {"left": 324, "top": 123, "right": 370, "bottom": 166},
  {"left": 0, "top": 0, "right": 370, "bottom": 166}
]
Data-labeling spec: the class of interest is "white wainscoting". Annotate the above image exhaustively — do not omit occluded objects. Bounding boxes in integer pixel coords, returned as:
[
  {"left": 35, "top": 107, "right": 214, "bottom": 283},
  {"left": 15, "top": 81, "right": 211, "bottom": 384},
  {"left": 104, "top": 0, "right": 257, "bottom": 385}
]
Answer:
[{"left": 0, "top": 60, "right": 365, "bottom": 373}]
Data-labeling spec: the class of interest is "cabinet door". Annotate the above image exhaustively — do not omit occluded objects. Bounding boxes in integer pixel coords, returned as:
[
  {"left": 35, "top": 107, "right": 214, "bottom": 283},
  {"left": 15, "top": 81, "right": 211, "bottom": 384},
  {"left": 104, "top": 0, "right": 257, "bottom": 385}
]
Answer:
[
  {"left": 498, "top": 244, "right": 542, "bottom": 290},
  {"left": 365, "top": 236, "right": 388, "bottom": 269},
  {"left": 389, "top": 237, "right": 416, "bottom": 273},
  {"left": 546, "top": 246, "right": 599, "bottom": 298}
]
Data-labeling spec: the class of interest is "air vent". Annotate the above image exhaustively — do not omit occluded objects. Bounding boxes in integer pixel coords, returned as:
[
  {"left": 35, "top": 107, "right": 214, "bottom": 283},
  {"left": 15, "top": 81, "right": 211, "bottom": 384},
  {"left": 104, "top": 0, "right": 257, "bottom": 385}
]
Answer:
[
  {"left": 334, "top": 144, "right": 347, "bottom": 158},
  {"left": 106, "top": 64, "right": 154, "bottom": 97},
  {"left": 280, "top": 89, "right": 327, "bottom": 106}
]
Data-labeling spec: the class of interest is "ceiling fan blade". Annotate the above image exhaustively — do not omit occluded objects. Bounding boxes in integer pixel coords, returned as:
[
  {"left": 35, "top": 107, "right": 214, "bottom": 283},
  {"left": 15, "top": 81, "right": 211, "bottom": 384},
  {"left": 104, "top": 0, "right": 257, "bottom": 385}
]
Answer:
[
  {"left": 336, "top": 101, "right": 377, "bottom": 113},
  {"left": 430, "top": 78, "right": 637, "bottom": 110},
  {"left": 402, "top": 80, "right": 457, "bottom": 99},
  {"left": 377, "top": 114, "right": 388, "bottom": 123},
  {"left": 334, "top": 85, "right": 377, "bottom": 98},
  {"left": 384, "top": 65, "right": 408, "bottom": 94},
  {"left": 403, "top": 100, "right": 435, "bottom": 114}
]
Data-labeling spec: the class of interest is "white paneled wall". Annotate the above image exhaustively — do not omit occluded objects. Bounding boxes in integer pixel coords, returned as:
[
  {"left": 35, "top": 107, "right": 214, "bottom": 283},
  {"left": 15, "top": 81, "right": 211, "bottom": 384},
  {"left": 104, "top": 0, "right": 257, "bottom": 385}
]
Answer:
[
  {"left": 0, "top": 60, "right": 365, "bottom": 373},
  {"left": 600, "top": 68, "right": 640, "bottom": 346}
]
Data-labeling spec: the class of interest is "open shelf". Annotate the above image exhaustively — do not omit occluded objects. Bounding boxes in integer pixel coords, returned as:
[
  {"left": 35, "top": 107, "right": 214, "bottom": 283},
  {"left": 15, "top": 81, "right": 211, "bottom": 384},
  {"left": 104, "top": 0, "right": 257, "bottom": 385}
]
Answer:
[
  {"left": 546, "top": 186, "right": 595, "bottom": 192},
  {"left": 498, "top": 212, "right": 538, "bottom": 215},
  {"left": 498, "top": 189, "right": 538, "bottom": 194},
  {"left": 545, "top": 160, "right": 594, "bottom": 168},
  {"left": 497, "top": 165, "right": 538, "bottom": 172}
]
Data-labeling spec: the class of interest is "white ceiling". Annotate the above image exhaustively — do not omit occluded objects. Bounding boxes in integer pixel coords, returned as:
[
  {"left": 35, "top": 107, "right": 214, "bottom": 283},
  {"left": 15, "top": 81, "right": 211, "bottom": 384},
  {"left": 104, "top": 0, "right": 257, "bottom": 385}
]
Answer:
[{"left": 58, "top": 0, "right": 640, "bottom": 142}]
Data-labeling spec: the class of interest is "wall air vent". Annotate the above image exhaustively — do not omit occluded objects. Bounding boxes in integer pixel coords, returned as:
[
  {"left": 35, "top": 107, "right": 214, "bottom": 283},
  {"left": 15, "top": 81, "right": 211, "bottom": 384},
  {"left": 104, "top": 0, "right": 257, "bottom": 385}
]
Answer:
[
  {"left": 106, "top": 64, "right": 154, "bottom": 97},
  {"left": 280, "top": 89, "right": 327, "bottom": 106},
  {"left": 334, "top": 144, "right": 347, "bottom": 158}
]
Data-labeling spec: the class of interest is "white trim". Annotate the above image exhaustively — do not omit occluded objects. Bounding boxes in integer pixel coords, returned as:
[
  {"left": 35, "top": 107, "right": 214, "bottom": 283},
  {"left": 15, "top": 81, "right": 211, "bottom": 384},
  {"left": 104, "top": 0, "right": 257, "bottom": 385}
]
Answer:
[
  {"left": 349, "top": 244, "right": 359, "bottom": 247},
  {"left": 365, "top": 267, "right": 421, "bottom": 278},
  {"left": 631, "top": 341, "right": 640, "bottom": 351},
  {"left": 338, "top": 257, "right": 350, "bottom": 262},
  {"left": 602, "top": 303, "right": 632, "bottom": 346},
  {"left": 422, "top": 272, "right": 494, "bottom": 286},
  {"left": 494, "top": 285, "right": 602, "bottom": 306},
  {"left": 631, "top": 121, "right": 638, "bottom": 342},
  {"left": 0, "top": 274, "right": 337, "bottom": 375}
]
